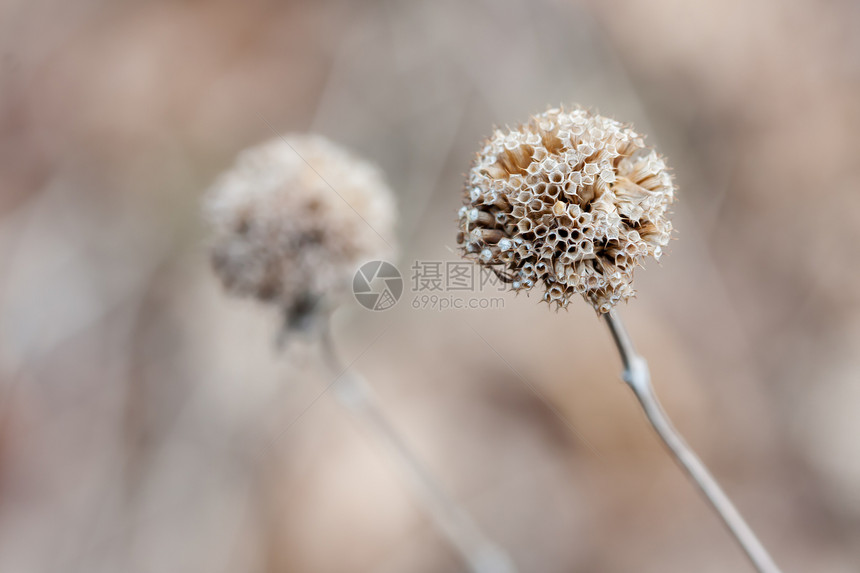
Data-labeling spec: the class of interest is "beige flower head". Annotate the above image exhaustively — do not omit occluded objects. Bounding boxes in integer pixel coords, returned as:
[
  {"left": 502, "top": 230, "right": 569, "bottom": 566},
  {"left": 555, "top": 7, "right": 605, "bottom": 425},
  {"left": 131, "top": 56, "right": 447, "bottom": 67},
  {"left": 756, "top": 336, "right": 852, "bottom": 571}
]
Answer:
[
  {"left": 205, "top": 134, "right": 396, "bottom": 330},
  {"left": 457, "top": 106, "right": 675, "bottom": 313}
]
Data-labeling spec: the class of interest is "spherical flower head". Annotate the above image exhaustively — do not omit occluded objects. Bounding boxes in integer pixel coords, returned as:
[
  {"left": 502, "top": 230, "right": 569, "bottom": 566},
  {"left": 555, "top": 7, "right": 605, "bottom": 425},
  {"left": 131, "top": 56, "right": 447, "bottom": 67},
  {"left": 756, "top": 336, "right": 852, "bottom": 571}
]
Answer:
[
  {"left": 205, "top": 134, "right": 396, "bottom": 329},
  {"left": 457, "top": 106, "right": 675, "bottom": 313}
]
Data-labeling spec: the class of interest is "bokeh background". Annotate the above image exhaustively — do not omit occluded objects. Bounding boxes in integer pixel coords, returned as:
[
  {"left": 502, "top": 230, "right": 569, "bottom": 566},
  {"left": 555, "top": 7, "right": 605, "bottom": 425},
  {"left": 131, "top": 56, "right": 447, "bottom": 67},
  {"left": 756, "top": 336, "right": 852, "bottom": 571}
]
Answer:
[{"left": 2, "top": 0, "right": 859, "bottom": 571}]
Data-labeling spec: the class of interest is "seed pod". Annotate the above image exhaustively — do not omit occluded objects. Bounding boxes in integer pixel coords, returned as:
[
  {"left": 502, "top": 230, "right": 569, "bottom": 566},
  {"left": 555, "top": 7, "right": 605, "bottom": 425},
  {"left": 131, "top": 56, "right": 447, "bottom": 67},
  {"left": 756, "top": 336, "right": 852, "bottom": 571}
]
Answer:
[
  {"left": 457, "top": 106, "right": 674, "bottom": 312},
  {"left": 206, "top": 134, "right": 396, "bottom": 329}
]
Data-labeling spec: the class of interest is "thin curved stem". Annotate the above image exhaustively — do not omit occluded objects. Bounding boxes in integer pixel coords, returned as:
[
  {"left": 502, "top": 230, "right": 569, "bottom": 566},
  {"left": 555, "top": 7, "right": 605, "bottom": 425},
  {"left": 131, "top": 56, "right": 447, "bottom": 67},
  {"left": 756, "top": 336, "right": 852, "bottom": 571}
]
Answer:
[
  {"left": 320, "top": 327, "right": 517, "bottom": 573},
  {"left": 603, "top": 310, "right": 782, "bottom": 573}
]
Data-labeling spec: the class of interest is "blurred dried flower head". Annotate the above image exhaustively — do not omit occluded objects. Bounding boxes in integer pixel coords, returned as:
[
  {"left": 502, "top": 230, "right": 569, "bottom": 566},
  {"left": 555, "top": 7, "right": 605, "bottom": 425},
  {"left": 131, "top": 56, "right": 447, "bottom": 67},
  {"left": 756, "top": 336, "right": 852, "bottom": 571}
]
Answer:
[
  {"left": 458, "top": 106, "right": 675, "bottom": 313},
  {"left": 205, "top": 134, "right": 396, "bottom": 329}
]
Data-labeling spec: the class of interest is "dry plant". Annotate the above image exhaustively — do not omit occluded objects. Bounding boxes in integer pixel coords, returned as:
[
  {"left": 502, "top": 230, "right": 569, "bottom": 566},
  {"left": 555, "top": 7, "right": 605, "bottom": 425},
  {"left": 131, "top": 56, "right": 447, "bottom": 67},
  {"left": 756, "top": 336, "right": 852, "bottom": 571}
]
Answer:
[
  {"left": 205, "top": 134, "right": 515, "bottom": 573},
  {"left": 205, "top": 134, "right": 396, "bottom": 332},
  {"left": 457, "top": 106, "right": 782, "bottom": 573}
]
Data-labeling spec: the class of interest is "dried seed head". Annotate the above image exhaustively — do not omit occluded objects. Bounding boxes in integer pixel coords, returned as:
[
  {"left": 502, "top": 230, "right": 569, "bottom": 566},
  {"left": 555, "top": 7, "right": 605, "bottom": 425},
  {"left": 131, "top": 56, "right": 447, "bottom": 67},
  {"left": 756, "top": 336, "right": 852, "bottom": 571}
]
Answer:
[
  {"left": 457, "top": 106, "right": 675, "bottom": 313},
  {"left": 205, "top": 134, "right": 396, "bottom": 329}
]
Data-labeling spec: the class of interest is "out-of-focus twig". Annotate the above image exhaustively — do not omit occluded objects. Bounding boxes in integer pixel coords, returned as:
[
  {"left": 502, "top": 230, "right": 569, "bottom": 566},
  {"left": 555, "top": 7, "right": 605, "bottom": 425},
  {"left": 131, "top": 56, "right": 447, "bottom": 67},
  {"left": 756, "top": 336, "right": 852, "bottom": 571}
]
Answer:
[{"left": 320, "top": 326, "right": 517, "bottom": 573}]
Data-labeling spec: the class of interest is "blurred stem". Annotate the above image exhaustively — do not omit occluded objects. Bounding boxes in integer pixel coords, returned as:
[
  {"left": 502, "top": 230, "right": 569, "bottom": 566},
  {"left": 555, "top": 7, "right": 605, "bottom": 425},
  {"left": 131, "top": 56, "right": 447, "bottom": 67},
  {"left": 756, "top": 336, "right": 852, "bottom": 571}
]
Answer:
[
  {"left": 320, "top": 327, "right": 517, "bottom": 573},
  {"left": 603, "top": 310, "right": 782, "bottom": 573}
]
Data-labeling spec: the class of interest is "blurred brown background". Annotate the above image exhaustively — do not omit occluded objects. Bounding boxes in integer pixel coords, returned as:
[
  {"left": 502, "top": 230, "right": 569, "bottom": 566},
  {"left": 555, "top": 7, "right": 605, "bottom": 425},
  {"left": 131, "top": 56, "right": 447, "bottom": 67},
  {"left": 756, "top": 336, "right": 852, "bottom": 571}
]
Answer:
[{"left": 1, "top": 0, "right": 859, "bottom": 571}]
